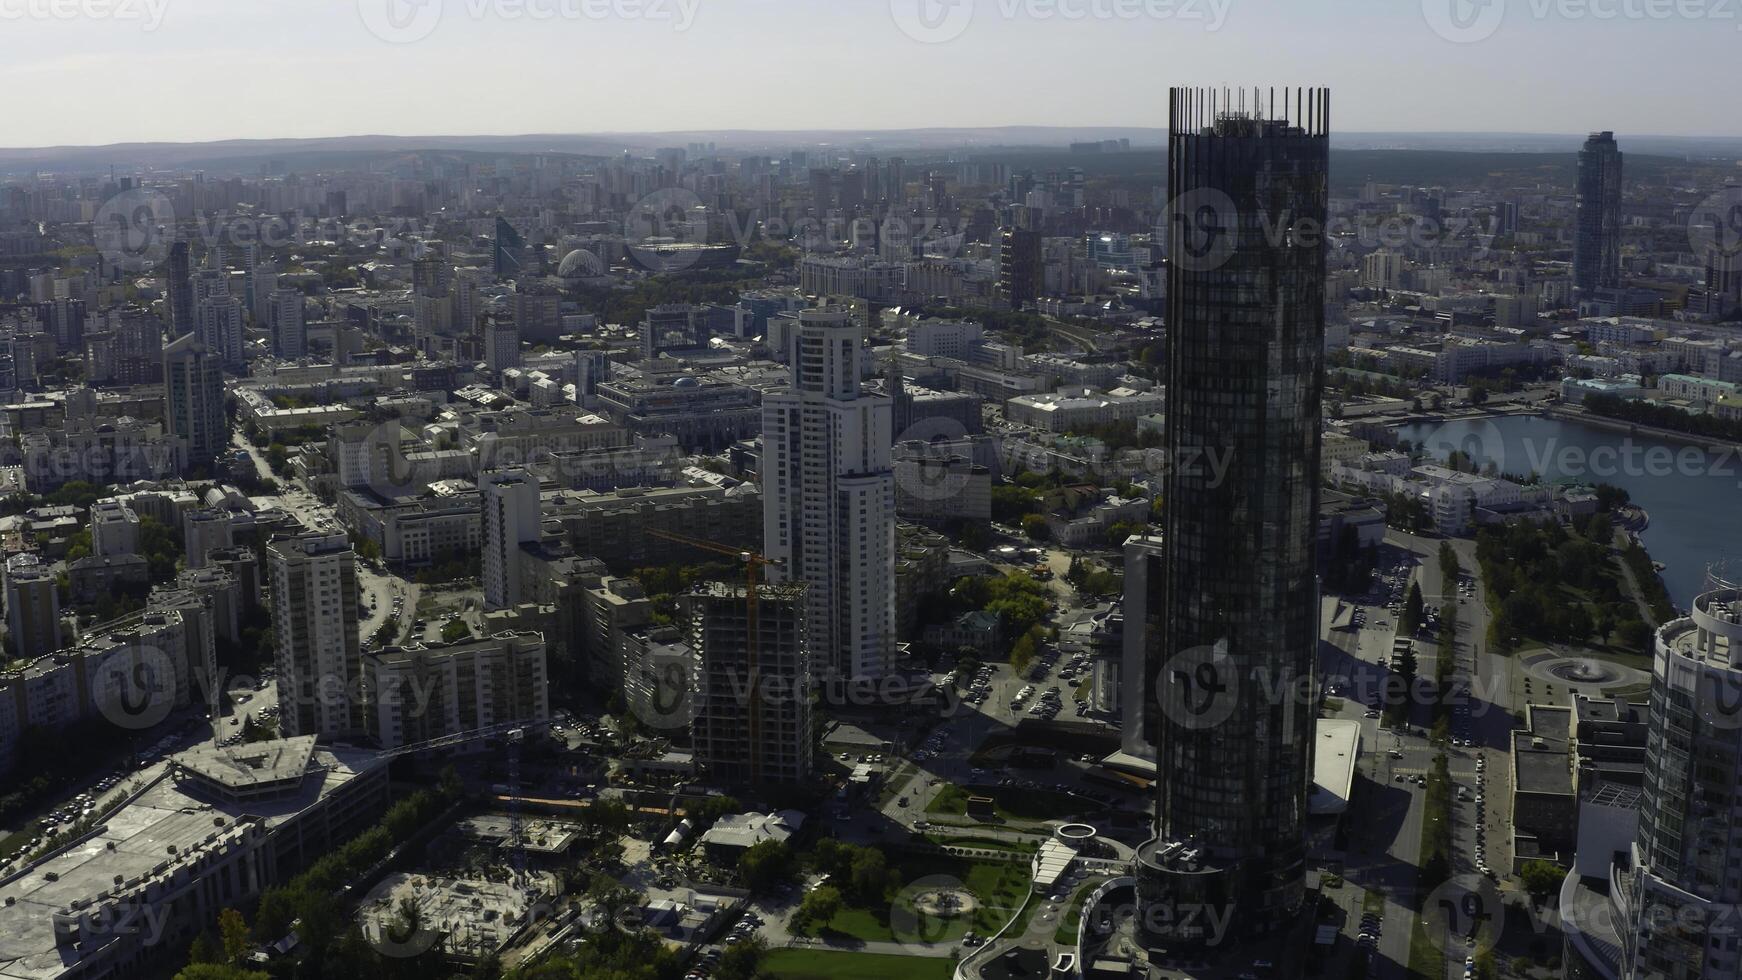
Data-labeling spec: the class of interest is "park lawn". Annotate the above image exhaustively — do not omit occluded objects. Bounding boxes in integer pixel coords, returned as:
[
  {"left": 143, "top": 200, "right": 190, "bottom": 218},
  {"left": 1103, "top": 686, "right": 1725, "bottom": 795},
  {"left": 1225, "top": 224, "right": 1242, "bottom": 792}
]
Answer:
[
  {"left": 926, "top": 783, "right": 1086, "bottom": 823},
  {"left": 762, "top": 949, "right": 957, "bottom": 980},
  {"left": 0, "top": 819, "right": 42, "bottom": 861},
  {"left": 1409, "top": 913, "right": 1446, "bottom": 980},
  {"left": 812, "top": 856, "right": 1030, "bottom": 944}
]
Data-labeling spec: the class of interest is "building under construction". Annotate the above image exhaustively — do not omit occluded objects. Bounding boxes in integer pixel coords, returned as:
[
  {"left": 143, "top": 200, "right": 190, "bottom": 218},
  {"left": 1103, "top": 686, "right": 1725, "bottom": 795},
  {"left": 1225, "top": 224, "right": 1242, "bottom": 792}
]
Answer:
[{"left": 682, "top": 581, "right": 811, "bottom": 787}]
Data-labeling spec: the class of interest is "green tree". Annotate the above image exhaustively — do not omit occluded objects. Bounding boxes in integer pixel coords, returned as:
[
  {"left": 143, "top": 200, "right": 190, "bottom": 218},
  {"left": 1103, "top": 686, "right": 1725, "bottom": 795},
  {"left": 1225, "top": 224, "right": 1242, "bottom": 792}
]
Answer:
[
  {"left": 848, "top": 847, "right": 891, "bottom": 905},
  {"left": 174, "top": 966, "right": 272, "bottom": 980},
  {"left": 219, "top": 907, "right": 251, "bottom": 965},
  {"left": 794, "top": 885, "right": 841, "bottom": 934},
  {"left": 187, "top": 932, "right": 221, "bottom": 965},
  {"left": 1021, "top": 513, "right": 1050, "bottom": 541},
  {"left": 1400, "top": 582, "right": 1425, "bottom": 636},
  {"left": 715, "top": 934, "right": 767, "bottom": 980},
  {"left": 1519, "top": 859, "right": 1564, "bottom": 906},
  {"left": 737, "top": 840, "right": 795, "bottom": 894}
]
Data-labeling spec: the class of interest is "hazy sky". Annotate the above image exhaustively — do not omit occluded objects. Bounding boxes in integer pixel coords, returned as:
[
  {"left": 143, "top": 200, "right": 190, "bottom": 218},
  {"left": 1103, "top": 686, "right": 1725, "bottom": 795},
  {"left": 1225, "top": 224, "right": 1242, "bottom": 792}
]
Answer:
[{"left": 1, "top": 0, "right": 1736, "bottom": 147}]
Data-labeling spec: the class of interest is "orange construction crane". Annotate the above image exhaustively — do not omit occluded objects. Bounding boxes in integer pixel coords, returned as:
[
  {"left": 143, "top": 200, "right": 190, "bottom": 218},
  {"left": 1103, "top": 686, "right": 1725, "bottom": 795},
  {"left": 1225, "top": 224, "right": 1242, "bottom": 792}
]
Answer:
[{"left": 645, "top": 530, "right": 784, "bottom": 783}]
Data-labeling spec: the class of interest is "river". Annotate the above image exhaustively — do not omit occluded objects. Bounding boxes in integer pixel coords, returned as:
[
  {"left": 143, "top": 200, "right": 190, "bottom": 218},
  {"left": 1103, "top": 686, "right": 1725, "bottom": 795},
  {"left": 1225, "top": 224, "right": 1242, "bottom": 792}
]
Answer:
[{"left": 1392, "top": 413, "right": 1742, "bottom": 608}]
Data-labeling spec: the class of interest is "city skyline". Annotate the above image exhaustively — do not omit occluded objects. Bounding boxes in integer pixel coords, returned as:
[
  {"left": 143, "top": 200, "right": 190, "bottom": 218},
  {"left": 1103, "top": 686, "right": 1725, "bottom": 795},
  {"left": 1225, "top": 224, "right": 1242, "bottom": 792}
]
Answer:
[{"left": 2, "top": 4, "right": 1741, "bottom": 970}]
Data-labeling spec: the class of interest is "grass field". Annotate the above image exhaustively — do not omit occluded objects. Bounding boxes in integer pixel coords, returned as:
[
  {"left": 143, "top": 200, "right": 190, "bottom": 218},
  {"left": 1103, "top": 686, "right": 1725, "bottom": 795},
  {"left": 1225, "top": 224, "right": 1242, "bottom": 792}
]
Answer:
[
  {"left": 0, "top": 820, "right": 41, "bottom": 861},
  {"left": 811, "top": 855, "right": 1031, "bottom": 944},
  {"left": 926, "top": 783, "right": 1085, "bottom": 823},
  {"left": 762, "top": 950, "right": 957, "bottom": 980}
]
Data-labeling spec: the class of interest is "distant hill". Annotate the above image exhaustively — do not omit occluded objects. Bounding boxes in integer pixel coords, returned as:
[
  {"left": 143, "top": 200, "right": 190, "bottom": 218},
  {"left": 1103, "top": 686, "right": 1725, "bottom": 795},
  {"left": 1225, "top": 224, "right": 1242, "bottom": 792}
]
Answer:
[{"left": 0, "top": 128, "right": 1734, "bottom": 178}]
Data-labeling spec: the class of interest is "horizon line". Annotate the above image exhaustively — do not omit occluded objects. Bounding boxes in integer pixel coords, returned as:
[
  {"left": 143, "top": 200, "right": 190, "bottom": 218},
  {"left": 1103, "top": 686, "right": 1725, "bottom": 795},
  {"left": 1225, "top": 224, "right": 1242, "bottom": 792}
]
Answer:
[{"left": 4, "top": 127, "right": 1741, "bottom": 156}]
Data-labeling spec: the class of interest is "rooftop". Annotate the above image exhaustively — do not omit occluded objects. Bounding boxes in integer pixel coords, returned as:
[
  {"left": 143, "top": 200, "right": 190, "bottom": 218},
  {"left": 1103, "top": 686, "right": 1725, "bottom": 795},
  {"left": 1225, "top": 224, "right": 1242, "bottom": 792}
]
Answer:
[
  {"left": 698, "top": 810, "right": 805, "bottom": 850},
  {"left": 1310, "top": 719, "right": 1361, "bottom": 815},
  {"left": 0, "top": 739, "right": 383, "bottom": 980}
]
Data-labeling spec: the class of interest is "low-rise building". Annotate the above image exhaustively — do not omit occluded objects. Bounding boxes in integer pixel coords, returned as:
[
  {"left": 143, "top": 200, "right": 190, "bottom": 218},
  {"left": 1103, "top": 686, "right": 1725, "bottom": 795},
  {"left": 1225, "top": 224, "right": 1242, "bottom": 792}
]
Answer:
[
  {"left": 1512, "top": 703, "right": 1576, "bottom": 868},
  {"left": 893, "top": 447, "right": 992, "bottom": 526},
  {"left": 0, "top": 737, "right": 389, "bottom": 979},
  {"left": 1005, "top": 386, "right": 1167, "bottom": 433}
]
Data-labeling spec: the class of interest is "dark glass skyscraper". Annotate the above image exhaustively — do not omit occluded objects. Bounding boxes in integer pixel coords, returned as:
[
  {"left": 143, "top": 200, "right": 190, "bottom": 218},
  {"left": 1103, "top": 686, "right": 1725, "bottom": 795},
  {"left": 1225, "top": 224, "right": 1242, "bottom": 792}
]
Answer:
[
  {"left": 1137, "top": 87, "right": 1329, "bottom": 948},
  {"left": 164, "top": 240, "right": 194, "bottom": 336},
  {"left": 1574, "top": 131, "right": 1623, "bottom": 296},
  {"left": 493, "top": 216, "right": 527, "bottom": 280}
]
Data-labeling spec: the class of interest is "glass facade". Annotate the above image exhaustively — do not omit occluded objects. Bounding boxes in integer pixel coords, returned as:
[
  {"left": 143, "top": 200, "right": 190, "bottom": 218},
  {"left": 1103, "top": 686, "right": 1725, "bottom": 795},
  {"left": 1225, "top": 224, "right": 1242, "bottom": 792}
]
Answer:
[
  {"left": 1144, "top": 88, "right": 1329, "bottom": 945},
  {"left": 1574, "top": 131, "right": 1623, "bottom": 296},
  {"left": 1628, "top": 579, "right": 1742, "bottom": 979}
]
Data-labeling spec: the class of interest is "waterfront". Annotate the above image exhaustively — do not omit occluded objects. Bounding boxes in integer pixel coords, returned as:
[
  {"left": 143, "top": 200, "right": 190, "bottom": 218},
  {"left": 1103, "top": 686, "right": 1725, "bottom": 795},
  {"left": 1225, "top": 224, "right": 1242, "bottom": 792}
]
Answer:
[{"left": 1394, "top": 413, "right": 1742, "bottom": 609}]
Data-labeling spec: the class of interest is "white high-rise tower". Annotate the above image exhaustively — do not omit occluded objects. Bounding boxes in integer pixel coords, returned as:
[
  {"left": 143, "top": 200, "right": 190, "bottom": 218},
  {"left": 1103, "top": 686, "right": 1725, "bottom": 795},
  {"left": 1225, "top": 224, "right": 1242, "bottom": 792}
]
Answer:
[
  {"left": 761, "top": 306, "right": 895, "bottom": 681},
  {"left": 481, "top": 468, "right": 542, "bottom": 611}
]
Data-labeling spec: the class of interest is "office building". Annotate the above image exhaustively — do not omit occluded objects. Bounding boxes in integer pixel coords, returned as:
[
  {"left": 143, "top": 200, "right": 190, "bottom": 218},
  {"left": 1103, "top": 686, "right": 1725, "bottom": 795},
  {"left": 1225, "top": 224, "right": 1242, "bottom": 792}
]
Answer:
[
  {"left": 164, "top": 240, "right": 194, "bottom": 335},
  {"left": 513, "top": 287, "right": 563, "bottom": 344},
  {"left": 183, "top": 508, "right": 235, "bottom": 568},
  {"left": 271, "top": 288, "right": 306, "bottom": 359},
  {"left": 365, "top": 632, "right": 549, "bottom": 750},
  {"left": 90, "top": 499, "right": 142, "bottom": 557},
  {"left": 481, "top": 469, "right": 543, "bottom": 611},
  {"left": 484, "top": 317, "right": 521, "bottom": 378},
  {"left": 685, "top": 581, "right": 811, "bottom": 786},
  {"left": 1705, "top": 245, "right": 1742, "bottom": 318},
  {"left": 268, "top": 529, "right": 363, "bottom": 740},
  {"left": 1120, "top": 534, "right": 1166, "bottom": 765},
  {"left": 163, "top": 332, "right": 226, "bottom": 465},
  {"left": 999, "top": 228, "right": 1042, "bottom": 309},
  {"left": 195, "top": 292, "right": 245, "bottom": 367},
  {"left": 1575, "top": 131, "right": 1624, "bottom": 296},
  {"left": 550, "top": 484, "right": 762, "bottom": 575},
  {"left": 1616, "top": 566, "right": 1742, "bottom": 979},
  {"left": 1137, "top": 87, "right": 1330, "bottom": 948},
  {"left": 761, "top": 307, "right": 896, "bottom": 681},
  {"left": 4, "top": 553, "right": 61, "bottom": 660},
  {"left": 494, "top": 216, "right": 527, "bottom": 279},
  {"left": 892, "top": 445, "right": 991, "bottom": 525}
]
